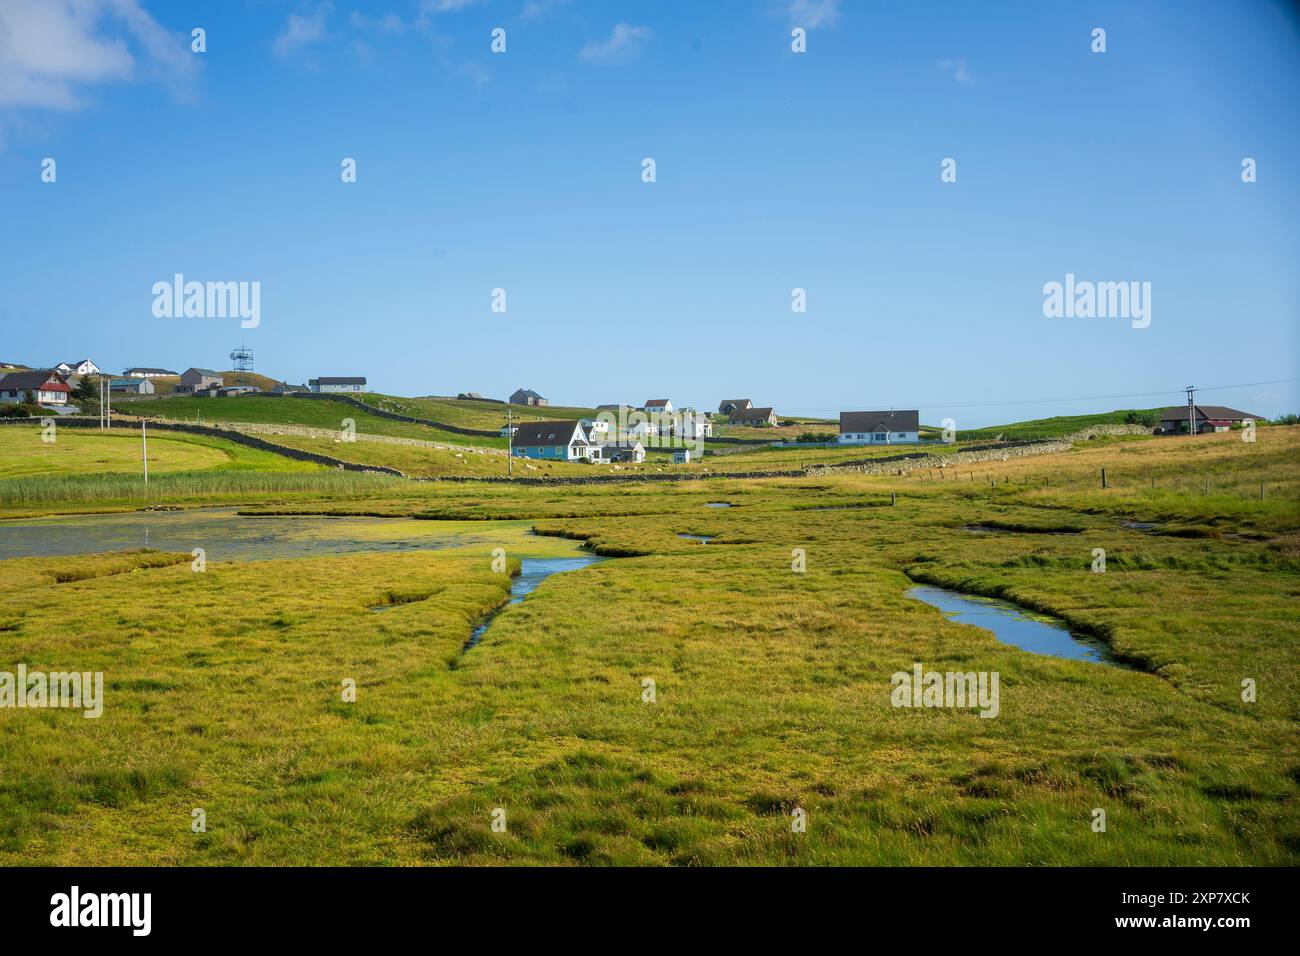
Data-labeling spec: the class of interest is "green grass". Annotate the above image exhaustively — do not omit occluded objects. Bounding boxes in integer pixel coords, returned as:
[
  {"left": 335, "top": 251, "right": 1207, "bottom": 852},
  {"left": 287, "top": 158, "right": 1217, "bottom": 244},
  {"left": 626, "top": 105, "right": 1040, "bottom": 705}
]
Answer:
[
  {"left": 0, "top": 427, "right": 1295, "bottom": 865},
  {"left": 0, "top": 427, "right": 233, "bottom": 478},
  {"left": 957, "top": 408, "right": 1164, "bottom": 441}
]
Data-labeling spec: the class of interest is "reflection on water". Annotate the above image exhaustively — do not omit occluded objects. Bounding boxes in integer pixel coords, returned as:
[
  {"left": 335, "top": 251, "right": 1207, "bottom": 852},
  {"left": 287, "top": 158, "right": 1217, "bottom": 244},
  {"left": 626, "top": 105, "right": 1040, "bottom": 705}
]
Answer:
[
  {"left": 466, "top": 556, "right": 602, "bottom": 648},
  {"left": 907, "top": 585, "right": 1124, "bottom": 666}
]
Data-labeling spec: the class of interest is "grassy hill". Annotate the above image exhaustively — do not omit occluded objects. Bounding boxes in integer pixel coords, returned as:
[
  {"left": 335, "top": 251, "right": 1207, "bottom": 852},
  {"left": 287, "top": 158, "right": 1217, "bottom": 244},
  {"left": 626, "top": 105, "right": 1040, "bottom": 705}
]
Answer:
[{"left": 957, "top": 408, "right": 1163, "bottom": 441}]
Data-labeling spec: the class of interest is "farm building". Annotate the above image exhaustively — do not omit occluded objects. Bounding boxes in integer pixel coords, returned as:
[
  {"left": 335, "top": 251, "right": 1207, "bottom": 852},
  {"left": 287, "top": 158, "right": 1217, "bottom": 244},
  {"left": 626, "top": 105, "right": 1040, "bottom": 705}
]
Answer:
[
  {"left": 511, "top": 420, "right": 596, "bottom": 461},
  {"left": 0, "top": 370, "right": 71, "bottom": 405},
  {"left": 124, "top": 367, "right": 179, "bottom": 378},
  {"left": 510, "top": 387, "right": 548, "bottom": 407},
  {"left": 673, "top": 449, "right": 693, "bottom": 464},
  {"left": 179, "top": 368, "right": 225, "bottom": 390},
  {"left": 599, "top": 441, "right": 646, "bottom": 463},
  {"left": 310, "top": 376, "right": 367, "bottom": 393},
  {"left": 1156, "top": 405, "right": 1261, "bottom": 434},
  {"left": 109, "top": 378, "right": 155, "bottom": 395},
  {"left": 718, "top": 399, "right": 752, "bottom": 415},
  {"left": 838, "top": 410, "right": 920, "bottom": 444},
  {"left": 728, "top": 406, "right": 778, "bottom": 427}
]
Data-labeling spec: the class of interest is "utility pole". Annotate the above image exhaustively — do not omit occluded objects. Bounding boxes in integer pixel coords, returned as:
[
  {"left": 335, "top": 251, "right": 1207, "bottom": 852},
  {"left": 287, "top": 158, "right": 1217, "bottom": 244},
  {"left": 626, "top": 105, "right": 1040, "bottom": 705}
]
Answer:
[
  {"left": 142, "top": 419, "right": 148, "bottom": 484},
  {"left": 507, "top": 406, "right": 513, "bottom": 478},
  {"left": 1185, "top": 384, "right": 1196, "bottom": 437}
]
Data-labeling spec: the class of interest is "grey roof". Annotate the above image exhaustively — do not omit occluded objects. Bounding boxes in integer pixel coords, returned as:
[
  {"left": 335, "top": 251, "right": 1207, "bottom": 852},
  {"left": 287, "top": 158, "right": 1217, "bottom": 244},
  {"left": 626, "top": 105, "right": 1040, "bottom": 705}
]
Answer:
[
  {"left": 313, "top": 376, "right": 366, "bottom": 385},
  {"left": 729, "top": 406, "right": 776, "bottom": 422},
  {"left": 0, "top": 370, "right": 68, "bottom": 391},
  {"left": 124, "top": 367, "right": 179, "bottom": 375},
  {"left": 839, "top": 410, "right": 920, "bottom": 433},
  {"left": 512, "top": 420, "right": 580, "bottom": 447},
  {"left": 1157, "top": 405, "right": 1261, "bottom": 422},
  {"left": 186, "top": 367, "right": 223, "bottom": 377},
  {"left": 510, "top": 387, "right": 545, "bottom": 400}
]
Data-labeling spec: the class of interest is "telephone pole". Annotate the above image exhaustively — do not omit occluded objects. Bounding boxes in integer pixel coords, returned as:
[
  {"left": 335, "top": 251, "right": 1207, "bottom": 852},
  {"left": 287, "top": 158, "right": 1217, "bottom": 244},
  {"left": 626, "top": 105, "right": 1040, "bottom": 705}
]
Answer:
[
  {"left": 1185, "top": 384, "right": 1196, "bottom": 437},
  {"left": 507, "top": 406, "right": 513, "bottom": 478},
  {"left": 142, "top": 419, "right": 149, "bottom": 485}
]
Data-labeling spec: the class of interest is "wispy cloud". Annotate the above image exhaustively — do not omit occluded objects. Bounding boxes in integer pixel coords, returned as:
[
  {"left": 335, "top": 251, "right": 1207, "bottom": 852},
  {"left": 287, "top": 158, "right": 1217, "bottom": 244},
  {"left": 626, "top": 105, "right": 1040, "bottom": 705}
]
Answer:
[
  {"left": 938, "top": 58, "right": 974, "bottom": 84},
  {"left": 784, "top": 0, "right": 840, "bottom": 29},
  {"left": 579, "top": 23, "right": 653, "bottom": 63},
  {"left": 520, "top": 0, "right": 572, "bottom": 20},
  {"left": 350, "top": 11, "right": 405, "bottom": 34},
  {"left": 273, "top": 3, "right": 333, "bottom": 59},
  {"left": 0, "top": 0, "right": 198, "bottom": 110}
]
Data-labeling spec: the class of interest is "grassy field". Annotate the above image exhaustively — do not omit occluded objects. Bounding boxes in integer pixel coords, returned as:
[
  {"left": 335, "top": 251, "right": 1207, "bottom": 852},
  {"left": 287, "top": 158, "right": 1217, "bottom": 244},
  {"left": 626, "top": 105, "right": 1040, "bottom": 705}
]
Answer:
[
  {"left": 0, "top": 425, "right": 1295, "bottom": 865},
  {"left": 956, "top": 408, "right": 1165, "bottom": 441},
  {"left": 0, "top": 428, "right": 233, "bottom": 479}
]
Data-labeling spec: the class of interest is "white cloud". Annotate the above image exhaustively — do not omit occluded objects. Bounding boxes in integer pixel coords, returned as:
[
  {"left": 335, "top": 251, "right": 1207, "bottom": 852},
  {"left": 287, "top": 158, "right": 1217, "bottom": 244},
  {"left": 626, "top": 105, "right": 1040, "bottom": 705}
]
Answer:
[
  {"left": 273, "top": 3, "right": 333, "bottom": 59},
  {"left": 350, "top": 11, "right": 405, "bottom": 34},
  {"left": 521, "top": 0, "right": 571, "bottom": 20},
  {"left": 579, "top": 23, "right": 652, "bottom": 63},
  {"left": 784, "top": 0, "right": 840, "bottom": 29},
  {"left": 938, "top": 58, "right": 974, "bottom": 84},
  {"left": 420, "top": 0, "right": 482, "bottom": 13},
  {"left": 0, "top": 0, "right": 197, "bottom": 110}
]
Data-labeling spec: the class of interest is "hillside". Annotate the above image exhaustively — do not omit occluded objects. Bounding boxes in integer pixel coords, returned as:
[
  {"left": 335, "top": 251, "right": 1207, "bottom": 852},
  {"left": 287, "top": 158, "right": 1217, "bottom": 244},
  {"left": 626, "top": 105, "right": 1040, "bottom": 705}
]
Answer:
[{"left": 957, "top": 408, "right": 1164, "bottom": 441}]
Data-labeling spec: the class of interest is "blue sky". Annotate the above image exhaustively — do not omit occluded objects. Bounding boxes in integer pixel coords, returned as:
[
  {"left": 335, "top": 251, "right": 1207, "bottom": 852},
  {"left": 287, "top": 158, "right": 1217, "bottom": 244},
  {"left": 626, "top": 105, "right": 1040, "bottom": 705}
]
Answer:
[{"left": 1, "top": 0, "right": 1297, "bottom": 426}]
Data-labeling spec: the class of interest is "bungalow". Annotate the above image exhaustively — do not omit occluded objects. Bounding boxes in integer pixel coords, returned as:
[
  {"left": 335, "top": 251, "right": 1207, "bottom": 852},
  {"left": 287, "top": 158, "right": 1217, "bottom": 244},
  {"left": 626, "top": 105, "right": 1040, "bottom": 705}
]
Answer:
[
  {"left": 124, "top": 367, "right": 179, "bottom": 378},
  {"left": 0, "top": 370, "right": 71, "bottom": 405},
  {"left": 599, "top": 440, "right": 646, "bottom": 463},
  {"left": 310, "top": 376, "right": 367, "bottom": 393},
  {"left": 673, "top": 449, "right": 693, "bottom": 464},
  {"left": 108, "top": 377, "right": 155, "bottom": 395},
  {"left": 56, "top": 359, "right": 99, "bottom": 376},
  {"left": 718, "top": 399, "right": 752, "bottom": 415},
  {"left": 643, "top": 399, "right": 673, "bottom": 414},
  {"left": 500, "top": 424, "right": 518, "bottom": 438},
  {"left": 509, "top": 387, "right": 548, "bottom": 407},
  {"left": 1156, "top": 405, "right": 1262, "bottom": 435},
  {"left": 838, "top": 410, "right": 921, "bottom": 445},
  {"left": 729, "top": 406, "right": 778, "bottom": 427},
  {"left": 511, "top": 420, "right": 596, "bottom": 461},
  {"left": 180, "top": 368, "right": 225, "bottom": 390},
  {"left": 272, "top": 381, "right": 307, "bottom": 394}
]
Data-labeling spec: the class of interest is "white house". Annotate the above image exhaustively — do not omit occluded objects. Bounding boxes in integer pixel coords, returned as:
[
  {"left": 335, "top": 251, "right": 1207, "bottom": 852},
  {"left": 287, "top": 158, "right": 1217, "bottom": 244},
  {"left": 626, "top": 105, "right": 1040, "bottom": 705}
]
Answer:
[
  {"left": 838, "top": 410, "right": 921, "bottom": 444},
  {"left": 310, "top": 376, "right": 367, "bottom": 393},
  {"left": 56, "top": 359, "right": 99, "bottom": 376},
  {"left": 643, "top": 399, "right": 673, "bottom": 414},
  {"left": 673, "top": 449, "right": 693, "bottom": 464},
  {"left": 511, "top": 420, "right": 598, "bottom": 461},
  {"left": 679, "top": 410, "right": 714, "bottom": 439},
  {"left": 124, "top": 367, "right": 179, "bottom": 378}
]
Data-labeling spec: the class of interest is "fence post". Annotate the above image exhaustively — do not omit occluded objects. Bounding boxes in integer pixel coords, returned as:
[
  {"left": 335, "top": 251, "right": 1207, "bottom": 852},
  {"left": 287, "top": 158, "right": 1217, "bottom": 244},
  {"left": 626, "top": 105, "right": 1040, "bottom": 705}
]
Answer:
[
  {"left": 1260, "top": 482, "right": 1265, "bottom": 500},
  {"left": 1101, "top": 467, "right": 1108, "bottom": 489},
  {"left": 891, "top": 491, "right": 897, "bottom": 506}
]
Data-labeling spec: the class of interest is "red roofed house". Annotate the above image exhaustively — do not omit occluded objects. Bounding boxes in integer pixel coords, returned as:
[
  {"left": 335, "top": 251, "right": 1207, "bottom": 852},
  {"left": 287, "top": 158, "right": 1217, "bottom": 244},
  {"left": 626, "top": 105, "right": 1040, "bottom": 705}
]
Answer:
[{"left": 0, "top": 369, "right": 71, "bottom": 406}]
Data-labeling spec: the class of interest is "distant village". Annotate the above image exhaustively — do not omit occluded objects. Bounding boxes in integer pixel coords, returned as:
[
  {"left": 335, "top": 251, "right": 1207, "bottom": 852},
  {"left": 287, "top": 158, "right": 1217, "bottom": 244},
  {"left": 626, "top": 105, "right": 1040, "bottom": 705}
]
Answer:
[{"left": 0, "top": 358, "right": 1264, "bottom": 464}]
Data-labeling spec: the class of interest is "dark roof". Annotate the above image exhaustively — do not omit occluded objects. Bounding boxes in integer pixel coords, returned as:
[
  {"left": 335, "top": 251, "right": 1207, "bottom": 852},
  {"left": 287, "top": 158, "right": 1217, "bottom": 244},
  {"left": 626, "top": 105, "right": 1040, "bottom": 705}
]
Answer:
[
  {"left": 839, "top": 410, "right": 920, "bottom": 433},
  {"left": 1157, "top": 405, "right": 1261, "bottom": 422},
  {"left": 0, "top": 370, "right": 68, "bottom": 391},
  {"left": 124, "top": 367, "right": 178, "bottom": 375},
  {"left": 313, "top": 376, "right": 366, "bottom": 385},
  {"left": 186, "top": 367, "right": 223, "bottom": 377},
  {"left": 510, "top": 387, "right": 545, "bottom": 400},
  {"left": 644, "top": 399, "right": 670, "bottom": 407},
  {"left": 512, "top": 420, "right": 580, "bottom": 447},
  {"left": 729, "top": 406, "right": 776, "bottom": 422}
]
